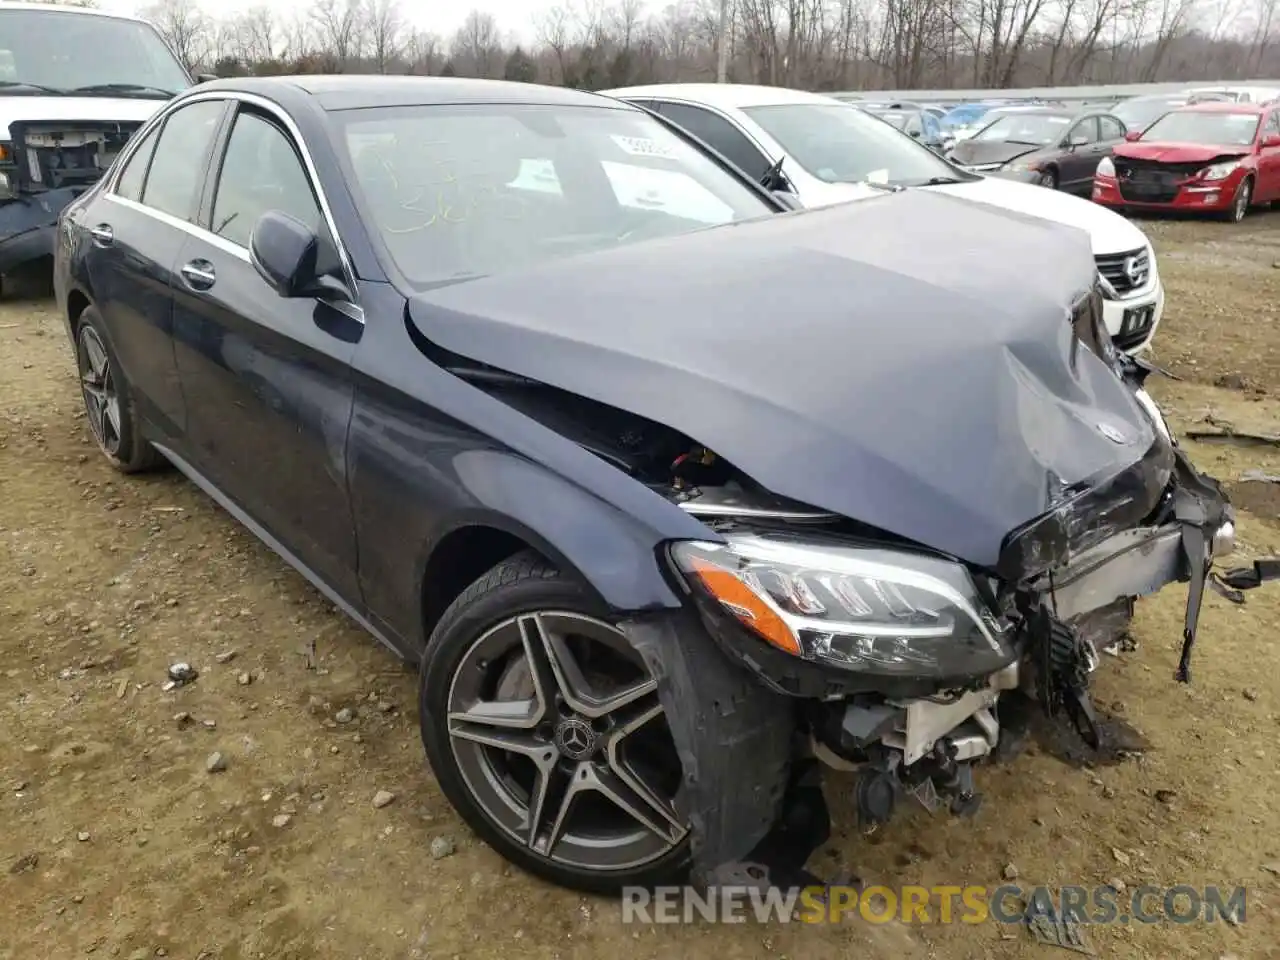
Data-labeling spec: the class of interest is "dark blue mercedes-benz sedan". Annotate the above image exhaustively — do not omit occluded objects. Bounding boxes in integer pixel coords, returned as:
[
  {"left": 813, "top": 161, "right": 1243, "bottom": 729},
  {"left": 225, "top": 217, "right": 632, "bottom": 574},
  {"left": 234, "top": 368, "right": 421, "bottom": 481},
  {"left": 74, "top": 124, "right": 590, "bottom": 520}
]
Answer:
[{"left": 53, "top": 75, "right": 1250, "bottom": 897}]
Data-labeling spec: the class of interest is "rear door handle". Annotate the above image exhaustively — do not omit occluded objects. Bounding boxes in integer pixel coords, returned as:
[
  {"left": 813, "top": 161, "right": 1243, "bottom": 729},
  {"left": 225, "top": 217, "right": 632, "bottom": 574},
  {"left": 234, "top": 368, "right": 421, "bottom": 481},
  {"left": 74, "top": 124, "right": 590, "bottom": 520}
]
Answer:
[
  {"left": 90, "top": 223, "right": 113, "bottom": 246},
  {"left": 180, "top": 259, "right": 216, "bottom": 291}
]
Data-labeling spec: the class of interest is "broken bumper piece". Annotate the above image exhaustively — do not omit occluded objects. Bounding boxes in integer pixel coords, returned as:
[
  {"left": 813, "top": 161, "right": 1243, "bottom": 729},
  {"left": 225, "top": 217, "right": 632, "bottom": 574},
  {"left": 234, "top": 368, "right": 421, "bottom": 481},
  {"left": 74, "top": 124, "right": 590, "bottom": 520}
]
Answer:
[{"left": 0, "top": 186, "right": 82, "bottom": 274}]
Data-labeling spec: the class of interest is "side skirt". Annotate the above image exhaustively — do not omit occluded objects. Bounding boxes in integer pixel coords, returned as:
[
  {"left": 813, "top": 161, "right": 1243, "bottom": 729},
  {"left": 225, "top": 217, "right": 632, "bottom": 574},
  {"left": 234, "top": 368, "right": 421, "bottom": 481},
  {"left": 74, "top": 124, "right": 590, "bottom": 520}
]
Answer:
[{"left": 151, "top": 441, "right": 407, "bottom": 661}]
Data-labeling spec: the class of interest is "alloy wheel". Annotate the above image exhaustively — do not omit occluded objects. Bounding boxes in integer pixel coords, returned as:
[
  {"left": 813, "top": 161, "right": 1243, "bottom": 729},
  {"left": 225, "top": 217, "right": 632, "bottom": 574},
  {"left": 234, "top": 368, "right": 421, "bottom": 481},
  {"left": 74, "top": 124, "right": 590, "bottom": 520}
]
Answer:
[
  {"left": 446, "top": 611, "right": 686, "bottom": 873},
  {"left": 77, "top": 325, "right": 122, "bottom": 457},
  {"left": 1038, "top": 170, "right": 1057, "bottom": 188},
  {"left": 1233, "top": 180, "right": 1251, "bottom": 222}
]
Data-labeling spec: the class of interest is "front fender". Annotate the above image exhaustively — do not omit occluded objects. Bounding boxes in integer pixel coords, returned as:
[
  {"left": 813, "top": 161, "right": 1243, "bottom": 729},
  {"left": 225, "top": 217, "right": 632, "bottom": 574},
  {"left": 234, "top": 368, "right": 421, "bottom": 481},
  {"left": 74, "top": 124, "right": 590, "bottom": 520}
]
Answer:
[{"left": 414, "top": 449, "right": 693, "bottom": 614}]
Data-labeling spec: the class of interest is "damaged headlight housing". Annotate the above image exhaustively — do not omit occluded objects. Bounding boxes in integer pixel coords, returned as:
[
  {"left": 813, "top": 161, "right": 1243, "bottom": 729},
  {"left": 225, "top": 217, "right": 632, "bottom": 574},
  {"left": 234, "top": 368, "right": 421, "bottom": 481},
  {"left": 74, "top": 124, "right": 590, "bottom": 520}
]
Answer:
[{"left": 670, "top": 533, "right": 1015, "bottom": 679}]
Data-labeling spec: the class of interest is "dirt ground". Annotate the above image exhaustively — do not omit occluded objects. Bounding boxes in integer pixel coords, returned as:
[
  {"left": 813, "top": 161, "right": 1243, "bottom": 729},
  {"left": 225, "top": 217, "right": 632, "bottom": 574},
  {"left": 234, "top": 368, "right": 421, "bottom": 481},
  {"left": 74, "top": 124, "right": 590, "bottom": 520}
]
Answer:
[{"left": 4, "top": 211, "right": 1280, "bottom": 960}]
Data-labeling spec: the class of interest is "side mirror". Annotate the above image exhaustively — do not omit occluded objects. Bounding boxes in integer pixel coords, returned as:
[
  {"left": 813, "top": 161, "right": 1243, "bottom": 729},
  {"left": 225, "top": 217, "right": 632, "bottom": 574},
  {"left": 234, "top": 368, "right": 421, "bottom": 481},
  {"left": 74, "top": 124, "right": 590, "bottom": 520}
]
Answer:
[
  {"left": 1263, "top": 134, "right": 1280, "bottom": 148},
  {"left": 194, "top": 73, "right": 217, "bottom": 84},
  {"left": 908, "top": 129, "right": 921, "bottom": 139},
  {"left": 771, "top": 190, "right": 803, "bottom": 211},
  {"left": 1124, "top": 130, "right": 1142, "bottom": 142},
  {"left": 249, "top": 211, "right": 348, "bottom": 301}
]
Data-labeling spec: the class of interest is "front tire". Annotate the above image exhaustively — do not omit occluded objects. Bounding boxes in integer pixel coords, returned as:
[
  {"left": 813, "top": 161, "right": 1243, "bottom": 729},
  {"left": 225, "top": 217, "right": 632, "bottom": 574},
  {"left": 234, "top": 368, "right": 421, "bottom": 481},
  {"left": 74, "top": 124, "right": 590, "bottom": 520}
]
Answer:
[
  {"left": 1224, "top": 176, "right": 1253, "bottom": 222},
  {"left": 1038, "top": 167, "right": 1058, "bottom": 190},
  {"left": 74, "top": 307, "right": 163, "bottom": 473},
  {"left": 419, "top": 551, "right": 691, "bottom": 893}
]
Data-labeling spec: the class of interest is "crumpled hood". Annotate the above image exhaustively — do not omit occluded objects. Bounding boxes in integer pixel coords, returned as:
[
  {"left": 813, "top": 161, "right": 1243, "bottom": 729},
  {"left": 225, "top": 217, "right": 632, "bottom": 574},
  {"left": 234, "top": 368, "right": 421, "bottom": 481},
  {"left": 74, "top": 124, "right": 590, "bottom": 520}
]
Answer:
[
  {"left": 407, "top": 189, "right": 1155, "bottom": 569},
  {"left": 1115, "top": 141, "right": 1248, "bottom": 165},
  {"left": 0, "top": 96, "right": 163, "bottom": 139},
  {"left": 949, "top": 139, "right": 1041, "bottom": 167}
]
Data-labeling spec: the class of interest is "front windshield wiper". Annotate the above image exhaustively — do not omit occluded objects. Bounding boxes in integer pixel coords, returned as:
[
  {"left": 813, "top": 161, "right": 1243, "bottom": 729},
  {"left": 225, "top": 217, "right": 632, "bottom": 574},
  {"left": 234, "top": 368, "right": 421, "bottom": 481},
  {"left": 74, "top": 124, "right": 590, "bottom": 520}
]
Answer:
[
  {"left": 70, "top": 83, "right": 177, "bottom": 99},
  {"left": 910, "top": 176, "right": 968, "bottom": 186},
  {"left": 1001, "top": 139, "right": 1045, "bottom": 146},
  {"left": 0, "top": 80, "right": 67, "bottom": 95}
]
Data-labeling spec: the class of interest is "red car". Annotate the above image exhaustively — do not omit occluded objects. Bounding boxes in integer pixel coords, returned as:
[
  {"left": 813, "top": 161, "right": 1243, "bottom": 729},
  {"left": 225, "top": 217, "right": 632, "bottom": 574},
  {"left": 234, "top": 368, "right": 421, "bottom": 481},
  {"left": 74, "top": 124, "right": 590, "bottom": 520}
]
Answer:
[{"left": 1092, "top": 101, "right": 1280, "bottom": 221}]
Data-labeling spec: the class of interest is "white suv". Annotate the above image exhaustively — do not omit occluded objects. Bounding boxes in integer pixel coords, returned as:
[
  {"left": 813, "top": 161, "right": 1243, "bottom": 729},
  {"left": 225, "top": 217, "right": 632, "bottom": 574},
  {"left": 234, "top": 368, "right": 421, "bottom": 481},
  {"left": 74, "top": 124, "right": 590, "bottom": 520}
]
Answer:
[
  {"left": 0, "top": 3, "right": 194, "bottom": 282},
  {"left": 604, "top": 83, "right": 1164, "bottom": 354}
]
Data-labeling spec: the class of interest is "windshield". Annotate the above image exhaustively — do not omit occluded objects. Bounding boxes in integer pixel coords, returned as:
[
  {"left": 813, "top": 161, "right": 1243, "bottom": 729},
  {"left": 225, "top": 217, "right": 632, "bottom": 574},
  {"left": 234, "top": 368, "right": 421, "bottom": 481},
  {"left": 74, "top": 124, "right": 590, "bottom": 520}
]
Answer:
[
  {"left": 1141, "top": 111, "right": 1261, "bottom": 146},
  {"left": 742, "top": 102, "right": 966, "bottom": 187},
  {"left": 1111, "top": 98, "right": 1185, "bottom": 132},
  {"left": 973, "top": 113, "right": 1071, "bottom": 144},
  {"left": 943, "top": 104, "right": 994, "bottom": 126},
  {"left": 337, "top": 103, "right": 775, "bottom": 288},
  {"left": 879, "top": 112, "right": 908, "bottom": 130},
  {"left": 0, "top": 9, "right": 190, "bottom": 95}
]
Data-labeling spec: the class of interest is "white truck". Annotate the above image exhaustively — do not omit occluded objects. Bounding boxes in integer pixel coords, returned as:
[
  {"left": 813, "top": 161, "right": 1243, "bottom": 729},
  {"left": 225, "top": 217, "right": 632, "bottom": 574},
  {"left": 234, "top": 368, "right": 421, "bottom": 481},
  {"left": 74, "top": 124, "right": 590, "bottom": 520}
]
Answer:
[{"left": 0, "top": 2, "right": 199, "bottom": 285}]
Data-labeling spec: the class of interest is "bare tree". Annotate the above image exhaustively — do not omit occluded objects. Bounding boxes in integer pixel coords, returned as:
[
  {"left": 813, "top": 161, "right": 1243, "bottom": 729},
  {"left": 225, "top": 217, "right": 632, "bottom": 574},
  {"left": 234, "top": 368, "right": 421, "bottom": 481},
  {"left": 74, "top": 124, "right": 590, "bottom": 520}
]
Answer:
[
  {"left": 451, "top": 9, "right": 504, "bottom": 77},
  {"left": 140, "top": 0, "right": 210, "bottom": 71},
  {"left": 364, "top": 0, "right": 404, "bottom": 73},
  {"left": 310, "top": 0, "right": 364, "bottom": 69}
]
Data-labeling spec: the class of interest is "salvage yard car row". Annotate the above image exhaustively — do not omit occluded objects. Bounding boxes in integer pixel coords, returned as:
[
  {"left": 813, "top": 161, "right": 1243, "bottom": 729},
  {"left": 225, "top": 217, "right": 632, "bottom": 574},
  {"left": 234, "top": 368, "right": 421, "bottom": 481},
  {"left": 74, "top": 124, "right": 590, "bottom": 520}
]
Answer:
[{"left": 6, "top": 0, "right": 1278, "bottom": 904}]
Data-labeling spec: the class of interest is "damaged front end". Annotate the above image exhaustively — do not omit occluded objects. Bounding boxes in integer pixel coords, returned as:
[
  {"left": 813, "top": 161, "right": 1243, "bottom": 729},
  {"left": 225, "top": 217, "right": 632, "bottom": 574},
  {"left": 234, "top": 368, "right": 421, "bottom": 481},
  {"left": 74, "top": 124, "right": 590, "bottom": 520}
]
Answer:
[
  {"left": 0, "top": 119, "right": 140, "bottom": 274},
  {"left": 643, "top": 293, "right": 1272, "bottom": 891}
]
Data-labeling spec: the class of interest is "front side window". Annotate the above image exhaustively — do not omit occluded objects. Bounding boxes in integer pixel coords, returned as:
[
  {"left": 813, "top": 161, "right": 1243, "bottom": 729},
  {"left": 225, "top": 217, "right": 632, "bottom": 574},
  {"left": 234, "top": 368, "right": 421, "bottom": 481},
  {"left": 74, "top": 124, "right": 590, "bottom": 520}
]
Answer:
[
  {"left": 141, "top": 100, "right": 224, "bottom": 220},
  {"left": 1098, "top": 115, "right": 1126, "bottom": 140},
  {"left": 1265, "top": 112, "right": 1280, "bottom": 137},
  {"left": 212, "top": 110, "right": 321, "bottom": 249},
  {"left": 338, "top": 102, "right": 774, "bottom": 288},
  {"left": 114, "top": 124, "right": 160, "bottom": 201},
  {"left": 1068, "top": 117, "right": 1100, "bottom": 144},
  {"left": 653, "top": 102, "right": 770, "bottom": 181},
  {"left": 1141, "top": 111, "right": 1262, "bottom": 146},
  {"left": 742, "top": 102, "right": 973, "bottom": 187},
  {"left": 0, "top": 9, "right": 190, "bottom": 95}
]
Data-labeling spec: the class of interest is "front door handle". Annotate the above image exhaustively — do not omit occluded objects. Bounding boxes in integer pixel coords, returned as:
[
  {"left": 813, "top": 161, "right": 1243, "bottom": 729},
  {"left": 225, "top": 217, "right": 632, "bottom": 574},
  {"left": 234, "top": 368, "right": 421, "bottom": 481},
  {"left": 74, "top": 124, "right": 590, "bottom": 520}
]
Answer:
[
  {"left": 89, "top": 223, "right": 113, "bottom": 246},
  {"left": 180, "top": 259, "right": 216, "bottom": 291}
]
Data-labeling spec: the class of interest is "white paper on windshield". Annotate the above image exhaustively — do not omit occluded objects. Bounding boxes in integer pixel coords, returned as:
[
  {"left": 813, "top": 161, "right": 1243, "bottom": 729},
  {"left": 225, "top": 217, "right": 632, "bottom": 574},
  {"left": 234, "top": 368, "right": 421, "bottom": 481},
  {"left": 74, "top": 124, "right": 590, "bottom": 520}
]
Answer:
[
  {"left": 611, "top": 135, "right": 677, "bottom": 159},
  {"left": 866, "top": 168, "right": 889, "bottom": 184}
]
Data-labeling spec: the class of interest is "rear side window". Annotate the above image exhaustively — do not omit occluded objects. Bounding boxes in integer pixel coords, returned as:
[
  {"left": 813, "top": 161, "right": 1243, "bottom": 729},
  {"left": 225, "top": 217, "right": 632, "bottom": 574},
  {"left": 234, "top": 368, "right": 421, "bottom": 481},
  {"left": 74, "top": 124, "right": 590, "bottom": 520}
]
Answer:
[
  {"left": 211, "top": 110, "right": 321, "bottom": 249},
  {"left": 141, "top": 100, "right": 224, "bottom": 221},
  {"left": 114, "top": 125, "right": 160, "bottom": 202}
]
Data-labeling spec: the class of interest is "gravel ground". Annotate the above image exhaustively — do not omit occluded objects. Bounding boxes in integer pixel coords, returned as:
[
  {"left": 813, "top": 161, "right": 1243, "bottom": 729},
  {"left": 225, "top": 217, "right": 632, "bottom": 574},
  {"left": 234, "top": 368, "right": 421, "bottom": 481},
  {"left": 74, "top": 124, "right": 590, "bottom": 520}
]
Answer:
[{"left": 3, "top": 210, "right": 1280, "bottom": 960}]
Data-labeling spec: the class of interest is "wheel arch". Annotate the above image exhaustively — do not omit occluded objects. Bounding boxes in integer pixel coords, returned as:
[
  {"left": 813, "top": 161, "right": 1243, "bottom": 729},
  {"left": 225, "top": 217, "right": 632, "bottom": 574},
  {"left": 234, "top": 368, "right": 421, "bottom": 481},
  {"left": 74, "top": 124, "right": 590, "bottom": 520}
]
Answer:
[{"left": 415, "top": 510, "right": 674, "bottom": 650}]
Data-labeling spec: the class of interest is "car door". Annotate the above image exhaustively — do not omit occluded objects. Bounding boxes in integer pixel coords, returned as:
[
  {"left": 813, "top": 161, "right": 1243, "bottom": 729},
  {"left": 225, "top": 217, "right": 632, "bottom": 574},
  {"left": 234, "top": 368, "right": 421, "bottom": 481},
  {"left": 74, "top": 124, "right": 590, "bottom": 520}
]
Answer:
[
  {"left": 89, "top": 99, "right": 228, "bottom": 441},
  {"left": 169, "top": 100, "right": 361, "bottom": 600},
  {"left": 648, "top": 101, "right": 774, "bottom": 185},
  {"left": 1060, "top": 116, "right": 1102, "bottom": 193},
  {"left": 1256, "top": 110, "right": 1280, "bottom": 202}
]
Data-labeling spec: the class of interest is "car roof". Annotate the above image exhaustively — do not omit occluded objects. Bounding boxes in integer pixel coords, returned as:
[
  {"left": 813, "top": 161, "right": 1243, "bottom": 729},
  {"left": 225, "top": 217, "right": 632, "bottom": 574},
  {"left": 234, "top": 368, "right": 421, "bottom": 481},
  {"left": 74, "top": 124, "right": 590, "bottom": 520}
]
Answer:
[
  {"left": 1176, "top": 100, "right": 1269, "bottom": 115},
  {"left": 0, "top": 1, "right": 149, "bottom": 22},
  {"left": 194, "top": 75, "right": 631, "bottom": 112},
  {"left": 602, "top": 82, "right": 843, "bottom": 110}
]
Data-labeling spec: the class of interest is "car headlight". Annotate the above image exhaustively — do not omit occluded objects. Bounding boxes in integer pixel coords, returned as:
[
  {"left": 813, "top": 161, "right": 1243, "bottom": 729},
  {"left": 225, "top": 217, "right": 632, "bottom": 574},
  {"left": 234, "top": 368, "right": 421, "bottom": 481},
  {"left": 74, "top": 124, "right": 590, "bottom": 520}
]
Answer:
[
  {"left": 1132, "top": 387, "right": 1173, "bottom": 445},
  {"left": 0, "top": 141, "right": 13, "bottom": 200},
  {"left": 1200, "top": 160, "right": 1240, "bottom": 181},
  {"left": 1096, "top": 156, "right": 1116, "bottom": 177},
  {"left": 670, "top": 533, "right": 1015, "bottom": 678}
]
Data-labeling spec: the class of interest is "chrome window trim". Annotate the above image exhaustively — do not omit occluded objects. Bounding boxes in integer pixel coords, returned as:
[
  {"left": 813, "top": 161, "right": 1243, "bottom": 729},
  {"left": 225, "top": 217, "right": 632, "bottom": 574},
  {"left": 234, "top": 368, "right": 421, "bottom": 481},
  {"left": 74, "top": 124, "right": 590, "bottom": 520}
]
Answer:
[{"left": 103, "top": 88, "right": 364, "bottom": 322}]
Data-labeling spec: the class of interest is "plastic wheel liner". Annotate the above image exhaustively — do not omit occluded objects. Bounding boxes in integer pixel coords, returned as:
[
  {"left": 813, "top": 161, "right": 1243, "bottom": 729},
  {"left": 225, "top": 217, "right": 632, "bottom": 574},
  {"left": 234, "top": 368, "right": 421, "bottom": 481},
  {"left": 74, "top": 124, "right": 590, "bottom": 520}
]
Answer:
[{"left": 622, "top": 610, "right": 827, "bottom": 891}]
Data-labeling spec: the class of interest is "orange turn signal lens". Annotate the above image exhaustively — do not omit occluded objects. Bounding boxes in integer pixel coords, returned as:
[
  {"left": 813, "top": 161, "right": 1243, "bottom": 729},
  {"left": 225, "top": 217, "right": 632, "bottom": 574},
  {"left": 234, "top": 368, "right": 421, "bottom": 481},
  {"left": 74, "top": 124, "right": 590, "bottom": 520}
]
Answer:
[{"left": 686, "top": 555, "right": 802, "bottom": 656}]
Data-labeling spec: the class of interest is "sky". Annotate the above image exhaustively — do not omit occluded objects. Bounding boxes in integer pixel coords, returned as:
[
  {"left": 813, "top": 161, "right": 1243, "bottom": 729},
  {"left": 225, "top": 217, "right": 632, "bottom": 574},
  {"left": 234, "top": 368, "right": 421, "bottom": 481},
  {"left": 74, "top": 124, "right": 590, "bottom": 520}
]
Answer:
[{"left": 94, "top": 0, "right": 576, "bottom": 43}]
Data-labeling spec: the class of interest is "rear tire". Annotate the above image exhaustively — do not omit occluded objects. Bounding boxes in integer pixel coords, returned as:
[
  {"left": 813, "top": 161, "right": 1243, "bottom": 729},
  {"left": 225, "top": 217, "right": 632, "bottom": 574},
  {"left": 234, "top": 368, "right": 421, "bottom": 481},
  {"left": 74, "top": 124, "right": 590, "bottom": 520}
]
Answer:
[
  {"left": 419, "top": 550, "right": 691, "bottom": 894},
  {"left": 74, "top": 306, "right": 164, "bottom": 474}
]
